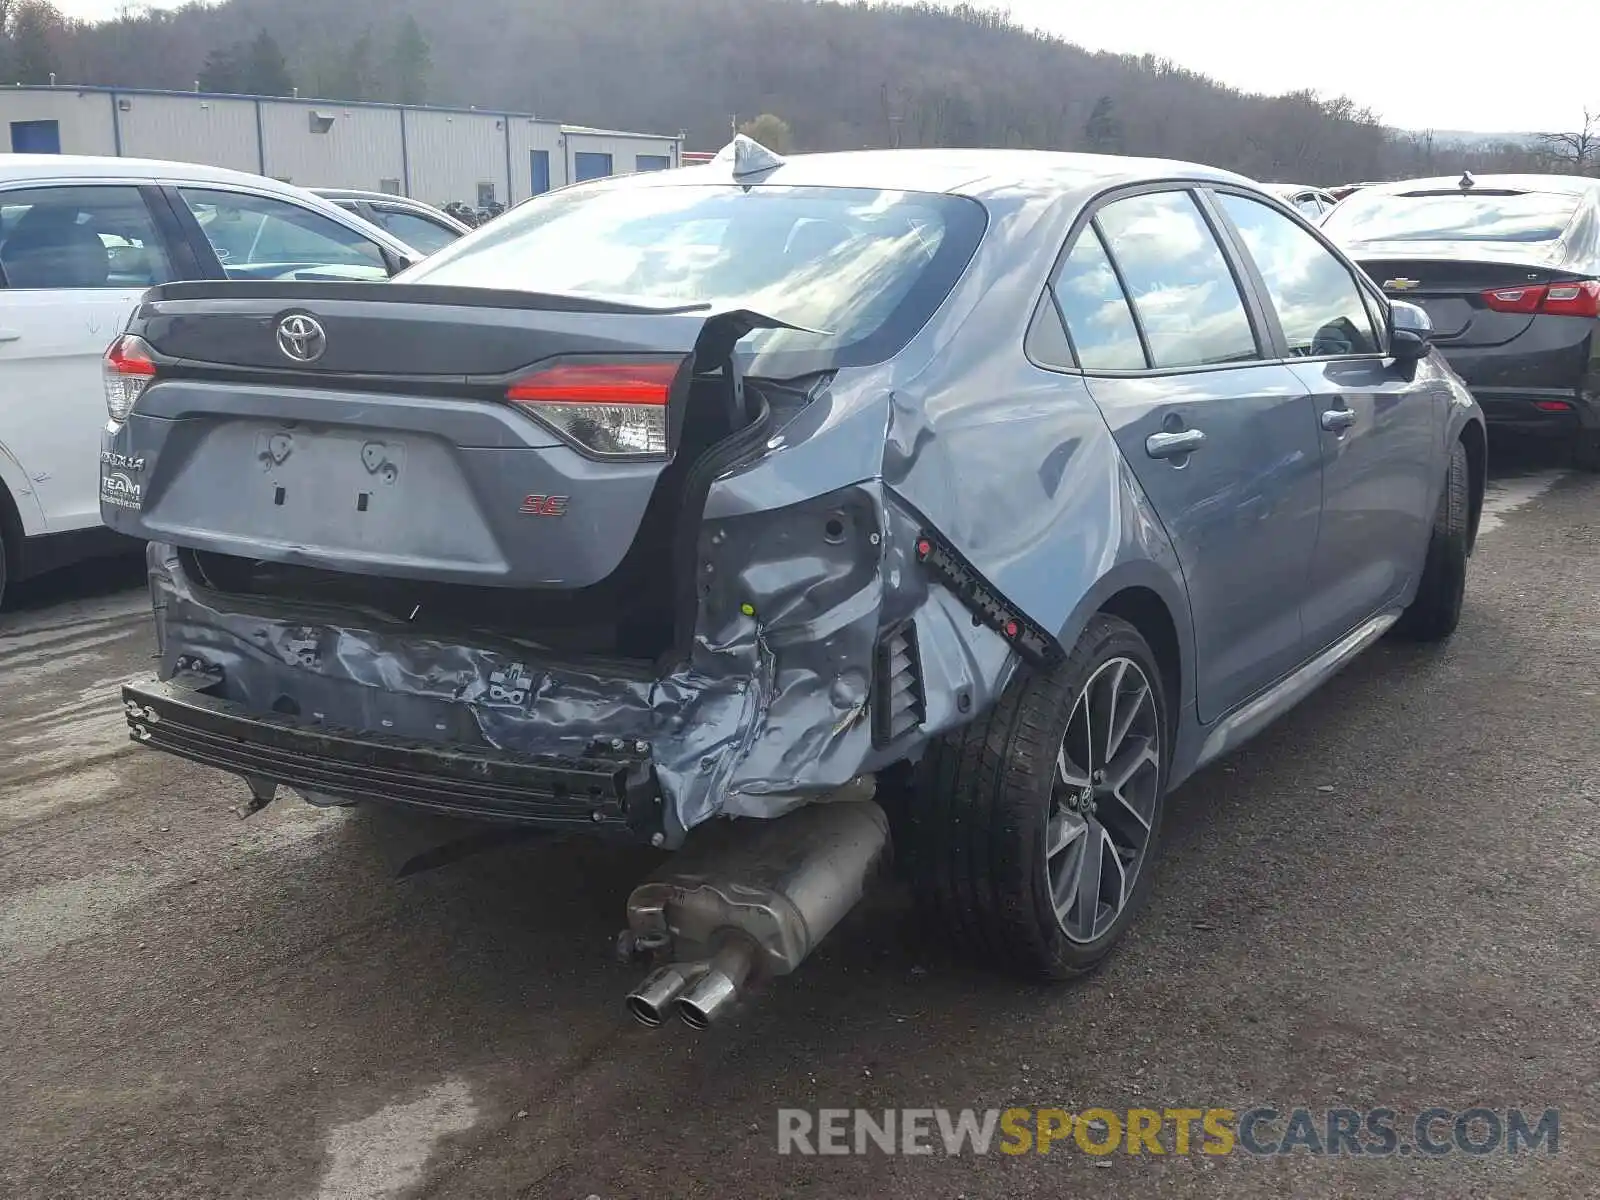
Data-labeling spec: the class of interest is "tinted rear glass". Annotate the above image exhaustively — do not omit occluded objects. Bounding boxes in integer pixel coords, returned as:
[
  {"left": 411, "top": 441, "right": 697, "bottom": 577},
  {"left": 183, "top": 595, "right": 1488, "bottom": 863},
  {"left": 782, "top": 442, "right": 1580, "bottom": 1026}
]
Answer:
[
  {"left": 401, "top": 183, "right": 987, "bottom": 374},
  {"left": 1321, "top": 189, "right": 1582, "bottom": 243}
]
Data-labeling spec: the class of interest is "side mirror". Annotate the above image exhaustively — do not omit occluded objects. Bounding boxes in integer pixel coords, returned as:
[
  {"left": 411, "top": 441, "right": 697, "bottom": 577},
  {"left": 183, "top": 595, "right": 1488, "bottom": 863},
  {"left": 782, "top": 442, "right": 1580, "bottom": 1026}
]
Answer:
[{"left": 1388, "top": 299, "right": 1433, "bottom": 364}]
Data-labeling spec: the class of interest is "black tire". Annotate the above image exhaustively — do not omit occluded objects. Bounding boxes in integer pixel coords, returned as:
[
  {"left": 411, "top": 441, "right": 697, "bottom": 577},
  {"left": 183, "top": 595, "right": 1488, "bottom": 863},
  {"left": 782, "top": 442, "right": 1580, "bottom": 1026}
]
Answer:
[
  {"left": 908, "top": 614, "right": 1171, "bottom": 980},
  {"left": 1394, "top": 439, "right": 1469, "bottom": 642},
  {"left": 1574, "top": 433, "right": 1600, "bottom": 473},
  {"left": 0, "top": 524, "right": 8, "bottom": 611}
]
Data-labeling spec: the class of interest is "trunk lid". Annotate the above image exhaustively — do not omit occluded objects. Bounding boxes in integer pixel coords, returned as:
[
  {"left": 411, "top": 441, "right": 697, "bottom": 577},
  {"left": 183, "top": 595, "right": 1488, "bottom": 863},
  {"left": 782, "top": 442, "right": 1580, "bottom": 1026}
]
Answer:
[
  {"left": 1351, "top": 239, "right": 1583, "bottom": 349},
  {"left": 107, "top": 283, "right": 785, "bottom": 594}
]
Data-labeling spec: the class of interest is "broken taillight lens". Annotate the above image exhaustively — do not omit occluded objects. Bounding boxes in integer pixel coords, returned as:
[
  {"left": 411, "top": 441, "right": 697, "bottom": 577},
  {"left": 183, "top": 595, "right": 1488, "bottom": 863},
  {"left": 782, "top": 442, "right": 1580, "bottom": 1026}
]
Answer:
[
  {"left": 104, "top": 334, "right": 158, "bottom": 424},
  {"left": 505, "top": 358, "right": 684, "bottom": 457}
]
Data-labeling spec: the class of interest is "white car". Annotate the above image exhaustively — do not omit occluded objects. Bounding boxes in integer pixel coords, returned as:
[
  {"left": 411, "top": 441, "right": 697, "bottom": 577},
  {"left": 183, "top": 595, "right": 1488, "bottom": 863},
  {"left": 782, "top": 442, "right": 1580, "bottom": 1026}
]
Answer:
[{"left": 0, "top": 155, "right": 421, "bottom": 603}]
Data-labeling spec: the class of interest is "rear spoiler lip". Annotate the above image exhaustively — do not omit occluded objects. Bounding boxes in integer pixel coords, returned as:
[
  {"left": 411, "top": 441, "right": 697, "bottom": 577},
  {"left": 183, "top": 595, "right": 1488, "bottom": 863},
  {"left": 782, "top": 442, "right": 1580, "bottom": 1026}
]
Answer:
[
  {"left": 135, "top": 281, "right": 832, "bottom": 336},
  {"left": 138, "top": 279, "right": 715, "bottom": 317},
  {"left": 1346, "top": 242, "right": 1572, "bottom": 276},
  {"left": 125, "top": 299, "right": 827, "bottom": 394}
]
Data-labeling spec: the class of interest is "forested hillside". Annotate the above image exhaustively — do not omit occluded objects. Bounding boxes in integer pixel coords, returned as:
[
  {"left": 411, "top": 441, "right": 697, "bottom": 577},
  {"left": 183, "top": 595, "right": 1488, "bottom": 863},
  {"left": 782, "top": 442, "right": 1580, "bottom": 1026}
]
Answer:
[{"left": 0, "top": 0, "right": 1570, "bottom": 182}]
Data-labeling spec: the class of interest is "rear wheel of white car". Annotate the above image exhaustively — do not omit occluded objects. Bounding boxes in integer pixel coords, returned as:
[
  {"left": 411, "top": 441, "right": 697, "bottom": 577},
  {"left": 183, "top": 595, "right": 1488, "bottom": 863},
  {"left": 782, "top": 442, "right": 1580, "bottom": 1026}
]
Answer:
[
  {"left": 1394, "top": 439, "right": 1469, "bottom": 643},
  {"left": 909, "top": 614, "right": 1170, "bottom": 980}
]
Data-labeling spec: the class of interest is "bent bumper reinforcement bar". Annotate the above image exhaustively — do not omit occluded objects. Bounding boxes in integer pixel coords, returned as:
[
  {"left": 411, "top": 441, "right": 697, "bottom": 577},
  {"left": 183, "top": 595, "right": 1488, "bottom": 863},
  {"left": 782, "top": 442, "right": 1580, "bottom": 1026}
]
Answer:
[
  {"left": 121, "top": 680, "right": 664, "bottom": 838},
  {"left": 913, "top": 527, "right": 1065, "bottom": 669}
]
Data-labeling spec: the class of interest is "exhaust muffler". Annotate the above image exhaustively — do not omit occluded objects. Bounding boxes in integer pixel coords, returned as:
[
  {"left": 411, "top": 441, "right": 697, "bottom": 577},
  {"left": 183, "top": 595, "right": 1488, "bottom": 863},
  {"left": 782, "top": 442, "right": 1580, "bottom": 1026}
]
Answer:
[{"left": 623, "top": 797, "right": 888, "bottom": 1029}]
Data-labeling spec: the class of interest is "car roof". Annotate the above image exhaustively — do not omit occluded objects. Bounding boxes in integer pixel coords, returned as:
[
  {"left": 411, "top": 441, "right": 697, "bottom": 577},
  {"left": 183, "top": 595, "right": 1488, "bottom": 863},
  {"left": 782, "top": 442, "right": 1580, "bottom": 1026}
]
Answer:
[
  {"left": 0, "top": 153, "right": 419, "bottom": 254},
  {"left": 610, "top": 147, "right": 1256, "bottom": 202},
  {"left": 0, "top": 153, "right": 303, "bottom": 189},
  {"left": 1361, "top": 173, "right": 1600, "bottom": 197},
  {"left": 313, "top": 187, "right": 420, "bottom": 203}
]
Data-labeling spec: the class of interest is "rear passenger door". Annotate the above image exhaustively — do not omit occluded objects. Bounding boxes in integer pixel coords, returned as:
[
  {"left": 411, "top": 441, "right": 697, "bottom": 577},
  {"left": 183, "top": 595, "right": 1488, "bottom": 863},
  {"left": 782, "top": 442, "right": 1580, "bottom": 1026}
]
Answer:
[
  {"left": 1047, "top": 187, "right": 1325, "bottom": 722},
  {"left": 0, "top": 182, "right": 180, "bottom": 532},
  {"left": 1210, "top": 190, "right": 1440, "bottom": 651}
]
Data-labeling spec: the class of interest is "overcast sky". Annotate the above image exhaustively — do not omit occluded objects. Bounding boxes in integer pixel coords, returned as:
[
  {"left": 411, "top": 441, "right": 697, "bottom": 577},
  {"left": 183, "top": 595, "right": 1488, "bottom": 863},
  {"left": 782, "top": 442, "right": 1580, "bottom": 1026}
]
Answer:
[
  {"left": 949, "top": 0, "right": 1595, "bottom": 133},
  {"left": 48, "top": 0, "right": 1598, "bottom": 134}
]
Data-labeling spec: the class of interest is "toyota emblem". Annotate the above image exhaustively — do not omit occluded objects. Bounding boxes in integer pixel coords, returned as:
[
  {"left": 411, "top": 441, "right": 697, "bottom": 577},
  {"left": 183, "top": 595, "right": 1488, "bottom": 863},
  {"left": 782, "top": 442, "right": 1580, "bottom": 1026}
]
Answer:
[{"left": 276, "top": 314, "right": 327, "bottom": 363}]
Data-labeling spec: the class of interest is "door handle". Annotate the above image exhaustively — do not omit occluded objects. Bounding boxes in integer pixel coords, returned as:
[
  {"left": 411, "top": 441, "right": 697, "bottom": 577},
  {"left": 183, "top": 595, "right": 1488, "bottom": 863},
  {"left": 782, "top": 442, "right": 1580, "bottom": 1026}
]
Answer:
[
  {"left": 1145, "top": 428, "right": 1207, "bottom": 460},
  {"left": 0, "top": 329, "right": 21, "bottom": 343},
  {"left": 1320, "top": 408, "right": 1357, "bottom": 432}
]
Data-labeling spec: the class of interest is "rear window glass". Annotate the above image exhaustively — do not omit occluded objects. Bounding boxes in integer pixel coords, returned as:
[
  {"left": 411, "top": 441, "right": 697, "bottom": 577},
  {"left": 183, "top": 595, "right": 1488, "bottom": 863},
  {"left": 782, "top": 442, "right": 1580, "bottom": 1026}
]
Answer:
[
  {"left": 1051, "top": 227, "right": 1146, "bottom": 370},
  {"left": 1321, "top": 189, "right": 1582, "bottom": 243},
  {"left": 401, "top": 183, "right": 987, "bottom": 374}
]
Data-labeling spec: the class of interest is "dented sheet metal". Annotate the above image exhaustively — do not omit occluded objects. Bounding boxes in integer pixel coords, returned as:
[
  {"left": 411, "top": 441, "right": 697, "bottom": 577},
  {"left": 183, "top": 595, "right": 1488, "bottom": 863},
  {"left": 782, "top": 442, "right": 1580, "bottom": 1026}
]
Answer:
[{"left": 141, "top": 470, "right": 1017, "bottom": 839}]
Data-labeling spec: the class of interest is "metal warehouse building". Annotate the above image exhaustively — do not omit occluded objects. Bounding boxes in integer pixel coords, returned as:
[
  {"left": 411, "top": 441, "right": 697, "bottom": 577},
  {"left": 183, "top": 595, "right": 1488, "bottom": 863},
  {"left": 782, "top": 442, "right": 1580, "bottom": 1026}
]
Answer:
[{"left": 0, "top": 85, "right": 682, "bottom": 209}]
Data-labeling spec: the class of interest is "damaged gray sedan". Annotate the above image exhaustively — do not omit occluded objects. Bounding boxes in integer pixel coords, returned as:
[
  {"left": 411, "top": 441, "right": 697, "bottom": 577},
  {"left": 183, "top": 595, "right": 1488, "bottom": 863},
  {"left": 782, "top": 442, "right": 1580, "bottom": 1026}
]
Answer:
[{"left": 102, "top": 139, "right": 1486, "bottom": 1026}]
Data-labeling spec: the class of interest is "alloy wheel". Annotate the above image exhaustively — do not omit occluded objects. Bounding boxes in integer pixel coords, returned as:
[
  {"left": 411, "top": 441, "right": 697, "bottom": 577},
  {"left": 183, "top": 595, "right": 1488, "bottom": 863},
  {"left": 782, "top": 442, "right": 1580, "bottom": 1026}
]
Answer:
[{"left": 1045, "top": 656, "right": 1162, "bottom": 944}]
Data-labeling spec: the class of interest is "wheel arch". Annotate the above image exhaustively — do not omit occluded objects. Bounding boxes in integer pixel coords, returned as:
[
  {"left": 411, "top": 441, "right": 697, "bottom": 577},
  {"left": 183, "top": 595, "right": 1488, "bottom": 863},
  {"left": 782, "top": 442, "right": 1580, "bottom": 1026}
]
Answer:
[
  {"left": 1097, "top": 585, "right": 1183, "bottom": 732},
  {"left": 1055, "top": 559, "right": 1194, "bottom": 724},
  {"left": 0, "top": 477, "right": 23, "bottom": 586},
  {"left": 1459, "top": 418, "right": 1487, "bottom": 554}
]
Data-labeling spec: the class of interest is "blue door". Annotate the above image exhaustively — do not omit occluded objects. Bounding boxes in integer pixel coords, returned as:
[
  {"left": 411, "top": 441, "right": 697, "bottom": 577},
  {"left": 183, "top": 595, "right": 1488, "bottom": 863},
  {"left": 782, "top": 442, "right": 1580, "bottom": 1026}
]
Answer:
[
  {"left": 530, "top": 150, "right": 551, "bottom": 195},
  {"left": 10, "top": 120, "right": 61, "bottom": 153},
  {"left": 1056, "top": 189, "right": 1326, "bottom": 722},
  {"left": 636, "top": 154, "right": 671, "bottom": 172},
  {"left": 574, "top": 151, "right": 613, "bottom": 182},
  {"left": 1210, "top": 193, "right": 1442, "bottom": 651}
]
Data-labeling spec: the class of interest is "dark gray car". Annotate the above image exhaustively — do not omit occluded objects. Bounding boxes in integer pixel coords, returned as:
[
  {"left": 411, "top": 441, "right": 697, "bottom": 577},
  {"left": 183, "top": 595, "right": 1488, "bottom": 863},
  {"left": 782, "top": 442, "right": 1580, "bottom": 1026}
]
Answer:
[
  {"left": 1321, "top": 174, "right": 1600, "bottom": 468},
  {"left": 102, "top": 139, "right": 1484, "bottom": 1026}
]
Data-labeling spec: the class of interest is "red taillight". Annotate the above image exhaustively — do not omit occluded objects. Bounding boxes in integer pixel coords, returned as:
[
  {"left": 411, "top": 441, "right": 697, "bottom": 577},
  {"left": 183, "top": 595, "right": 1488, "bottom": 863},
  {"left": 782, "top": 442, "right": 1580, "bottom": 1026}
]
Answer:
[
  {"left": 103, "top": 334, "right": 158, "bottom": 423},
  {"left": 1481, "top": 280, "right": 1600, "bottom": 318},
  {"left": 1481, "top": 286, "right": 1544, "bottom": 314},
  {"left": 506, "top": 360, "right": 679, "bottom": 405},
  {"left": 505, "top": 358, "right": 684, "bottom": 457},
  {"left": 1534, "top": 400, "right": 1574, "bottom": 412},
  {"left": 1542, "top": 280, "right": 1600, "bottom": 317}
]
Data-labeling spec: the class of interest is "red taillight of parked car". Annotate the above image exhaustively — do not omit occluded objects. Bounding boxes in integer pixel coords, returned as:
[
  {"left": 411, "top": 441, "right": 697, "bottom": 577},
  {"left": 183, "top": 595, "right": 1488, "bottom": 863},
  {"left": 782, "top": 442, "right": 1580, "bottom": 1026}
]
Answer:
[
  {"left": 504, "top": 358, "right": 685, "bottom": 457},
  {"left": 104, "top": 334, "right": 159, "bottom": 424},
  {"left": 1481, "top": 280, "right": 1600, "bottom": 318}
]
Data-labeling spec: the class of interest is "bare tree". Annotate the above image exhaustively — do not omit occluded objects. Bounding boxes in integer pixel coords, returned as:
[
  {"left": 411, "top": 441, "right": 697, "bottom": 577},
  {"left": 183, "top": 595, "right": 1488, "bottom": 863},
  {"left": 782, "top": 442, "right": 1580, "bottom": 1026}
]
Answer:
[{"left": 1536, "top": 108, "right": 1599, "bottom": 175}]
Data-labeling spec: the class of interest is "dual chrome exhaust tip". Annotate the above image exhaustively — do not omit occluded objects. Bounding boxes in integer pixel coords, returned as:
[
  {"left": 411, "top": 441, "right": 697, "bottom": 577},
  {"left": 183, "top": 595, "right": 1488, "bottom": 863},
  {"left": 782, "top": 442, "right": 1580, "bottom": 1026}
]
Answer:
[{"left": 625, "top": 942, "right": 756, "bottom": 1029}]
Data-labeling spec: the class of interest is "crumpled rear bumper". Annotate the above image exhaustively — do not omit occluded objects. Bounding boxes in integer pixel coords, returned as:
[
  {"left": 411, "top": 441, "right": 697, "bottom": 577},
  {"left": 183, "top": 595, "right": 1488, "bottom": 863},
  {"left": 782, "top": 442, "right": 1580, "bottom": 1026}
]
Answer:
[
  {"left": 134, "top": 481, "right": 1017, "bottom": 844},
  {"left": 122, "top": 678, "right": 664, "bottom": 836}
]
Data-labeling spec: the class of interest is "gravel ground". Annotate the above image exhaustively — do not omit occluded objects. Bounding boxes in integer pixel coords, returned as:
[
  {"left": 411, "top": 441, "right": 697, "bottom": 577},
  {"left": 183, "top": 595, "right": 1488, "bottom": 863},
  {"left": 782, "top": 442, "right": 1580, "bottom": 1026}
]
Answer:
[{"left": 1, "top": 448, "right": 1596, "bottom": 1200}]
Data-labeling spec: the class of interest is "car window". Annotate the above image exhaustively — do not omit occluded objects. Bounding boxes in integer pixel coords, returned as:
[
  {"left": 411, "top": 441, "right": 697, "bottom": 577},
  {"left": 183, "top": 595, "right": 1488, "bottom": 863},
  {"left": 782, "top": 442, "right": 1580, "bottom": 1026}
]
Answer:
[
  {"left": 1050, "top": 226, "right": 1146, "bottom": 370},
  {"left": 1292, "top": 195, "right": 1323, "bottom": 219},
  {"left": 0, "top": 185, "right": 172, "bottom": 290},
  {"left": 1094, "top": 191, "right": 1259, "bottom": 369},
  {"left": 178, "top": 188, "right": 389, "bottom": 280},
  {"left": 1217, "top": 193, "right": 1381, "bottom": 358},
  {"left": 371, "top": 207, "right": 461, "bottom": 255}
]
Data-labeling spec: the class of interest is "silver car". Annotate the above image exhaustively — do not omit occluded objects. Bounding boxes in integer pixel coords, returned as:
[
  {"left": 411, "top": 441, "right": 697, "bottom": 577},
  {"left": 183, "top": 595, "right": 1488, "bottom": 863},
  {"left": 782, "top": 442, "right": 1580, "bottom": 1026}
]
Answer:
[{"left": 102, "top": 139, "right": 1484, "bottom": 1026}]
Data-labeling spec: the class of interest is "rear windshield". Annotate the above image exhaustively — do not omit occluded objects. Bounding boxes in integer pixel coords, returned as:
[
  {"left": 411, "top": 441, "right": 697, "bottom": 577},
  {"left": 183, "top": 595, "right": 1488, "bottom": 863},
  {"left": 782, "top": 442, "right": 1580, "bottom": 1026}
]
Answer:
[
  {"left": 400, "top": 183, "right": 987, "bottom": 375},
  {"left": 1321, "top": 189, "right": 1582, "bottom": 244}
]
